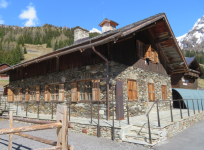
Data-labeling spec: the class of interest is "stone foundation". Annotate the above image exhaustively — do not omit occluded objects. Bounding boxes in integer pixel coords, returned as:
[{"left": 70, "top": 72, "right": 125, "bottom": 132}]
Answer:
[{"left": 8, "top": 61, "right": 172, "bottom": 118}]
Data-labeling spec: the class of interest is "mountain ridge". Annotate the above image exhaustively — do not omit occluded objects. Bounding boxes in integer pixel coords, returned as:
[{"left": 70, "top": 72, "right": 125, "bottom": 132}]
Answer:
[{"left": 177, "top": 15, "right": 204, "bottom": 51}]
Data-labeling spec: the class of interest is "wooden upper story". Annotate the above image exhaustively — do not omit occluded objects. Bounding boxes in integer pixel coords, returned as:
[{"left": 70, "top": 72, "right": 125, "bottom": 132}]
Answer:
[
  {"left": 0, "top": 13, "right": 188, "bottom": 82},
  {"left": 171, "top": 57, "right": 203, "bottom": 89}
]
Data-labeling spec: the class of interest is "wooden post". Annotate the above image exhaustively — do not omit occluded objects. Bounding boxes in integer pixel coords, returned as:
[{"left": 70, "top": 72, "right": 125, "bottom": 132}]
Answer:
[
  {"left": 57, "top": 105, "right": 68, "bottom": 150},
  {"left": 8, "top": 111, "right": 13, "bottom": 150}
]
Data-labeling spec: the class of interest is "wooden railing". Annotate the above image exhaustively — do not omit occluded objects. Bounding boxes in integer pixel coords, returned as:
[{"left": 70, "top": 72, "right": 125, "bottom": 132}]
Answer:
[{"left": 0, "top": 105, "right": 74, "bottom": 150}]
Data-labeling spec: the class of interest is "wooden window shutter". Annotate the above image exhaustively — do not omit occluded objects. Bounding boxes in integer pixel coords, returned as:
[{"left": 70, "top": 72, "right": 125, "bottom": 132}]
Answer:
[
  {"left": 59, "top": 84, "right": 65, "bottom": 101},
  {"left": 92, "top": 80, "right": 100, "bottom": 101},
  {"left": 133, "top": 81, "right": 138, "bottom": 100},
  {"left": 152, "top": 84, "right": 155, "bottom": 101},
  {"left": 71, "top": 82, "right": 77, "bottom": 101},
  {"left": 7, "top": 88, "right": 14, "bottom": 102},
  {"left": 165, "top": 86, "right": 167, "bottom": 100},
  {"left": 44, "top": 85, "right": 50, "bottom": 101},
  {"left": 36, "top": 86, "right": 40, "bottom": 101},
  {"left": 148, "top": 83, "right": 155, "bottom": 101},
  {"left": 148, "top": 84, "right": 152, "bottom": 101},
  {"left": 162, "top": 85, "right": 167, "bottom": 100},
  {"left": 25, "top": 87, "right": 30, "bottom": 101},
  {"left": 19, "top": 88, "right": 23, "bottom": 101},
  {"left": 145, "top": 44, "right": 151, "bottom": 59},
  {"left": 127, "top": 80, "right": 133, "bottom": 101}
]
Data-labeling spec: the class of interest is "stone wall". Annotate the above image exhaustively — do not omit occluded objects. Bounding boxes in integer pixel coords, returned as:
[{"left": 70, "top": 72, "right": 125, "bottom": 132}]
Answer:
[
  {"left": 8, "top": 61, "right": 172, "bottom": 119},
  {"left": 74, "top": 28, "right": 89, "bottom": 42}
]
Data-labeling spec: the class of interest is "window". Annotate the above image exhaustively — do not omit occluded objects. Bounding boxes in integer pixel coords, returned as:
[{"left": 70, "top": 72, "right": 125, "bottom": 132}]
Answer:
[
  {"left": 14, "top": 88, "right": 22, "bottom": 101},
  {"left": 79, "top": 81, "right": 92, "bottom": 100},
  {"left": 162, "top": 85, "right": 167, "bottom": 100},
  {"left": 148, "top": 83, "right": 155, "bottom": 101},
  {"left": 136, "top": 40, "right": 152, "bottom": 60},
  {"left": 25, "top": 86, "right": 40, "bottom": 101},
  {"left": 30, "top": 87, "right": 36, "bottom": 101},
  {"left": 127, "top": 79, "right": 137, "bottom": 101},
  {"left": 51, "top": 84, "right": 59, "bottom": 101},
  {"left": 44, "top": 84, "right": 64, "bottom": 101},
  {"left": 71, "top": 80, "right": 100, "bottom": 101}
]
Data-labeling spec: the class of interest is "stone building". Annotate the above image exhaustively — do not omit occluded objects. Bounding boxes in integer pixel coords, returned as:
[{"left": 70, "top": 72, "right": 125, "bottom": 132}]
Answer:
[{"left": 0, "top": 13, "right": 188, "bottom": 119}]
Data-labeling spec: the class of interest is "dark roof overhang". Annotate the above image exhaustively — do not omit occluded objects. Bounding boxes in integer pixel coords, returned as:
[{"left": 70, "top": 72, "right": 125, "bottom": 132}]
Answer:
[{"left": 0, "top": 13, "right": 188, "bottom": 75}]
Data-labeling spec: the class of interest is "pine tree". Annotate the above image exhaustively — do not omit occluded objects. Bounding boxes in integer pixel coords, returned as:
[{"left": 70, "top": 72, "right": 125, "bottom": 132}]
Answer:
[{"left": 24, "top": 47, "right": 27, "bottom": 54}]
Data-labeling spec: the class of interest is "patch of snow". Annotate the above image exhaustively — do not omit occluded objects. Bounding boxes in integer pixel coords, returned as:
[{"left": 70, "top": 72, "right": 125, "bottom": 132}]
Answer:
[
  {"left": 176, "top": 15, "right": 204, "bottom": 49},
  {"left": 89, "top": 28, "right": 101, "bottom": 34}
]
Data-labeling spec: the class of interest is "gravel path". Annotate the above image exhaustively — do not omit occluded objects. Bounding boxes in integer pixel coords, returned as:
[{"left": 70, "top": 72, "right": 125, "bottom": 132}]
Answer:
[{"left": 0, "top": 120, "right": 151, "bottom": 150}]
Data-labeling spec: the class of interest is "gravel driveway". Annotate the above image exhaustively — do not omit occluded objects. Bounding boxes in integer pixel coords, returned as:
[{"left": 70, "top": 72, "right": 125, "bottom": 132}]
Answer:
[{"left": 0, "top": 120, "right": 150, "bottom": 150}]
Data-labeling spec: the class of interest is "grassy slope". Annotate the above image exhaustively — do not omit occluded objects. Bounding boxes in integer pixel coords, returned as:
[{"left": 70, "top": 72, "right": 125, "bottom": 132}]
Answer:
[
  {"left": 0, "top": 80, "right": 9, "bottom": 88},
  {"left": 22, "top": 44, "right": 53, "bottom": 62},
  {"left": 197, "top": 64, "right": 204, "bottom": 89}
]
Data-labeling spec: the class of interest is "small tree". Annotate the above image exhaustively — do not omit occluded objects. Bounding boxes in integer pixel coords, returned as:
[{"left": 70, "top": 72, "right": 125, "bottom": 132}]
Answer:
[{"left": 24, "top": 47, "right": 27, "bottom": 54}]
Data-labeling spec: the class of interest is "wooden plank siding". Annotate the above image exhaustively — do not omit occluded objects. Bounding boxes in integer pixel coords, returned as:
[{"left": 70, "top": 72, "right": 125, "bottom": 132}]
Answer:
[
  {"left": 9, "top": 29, "right": 169, "bottom": 81},
  {"left": 171, "top": 73, "right": 198, "bottom": 89}
]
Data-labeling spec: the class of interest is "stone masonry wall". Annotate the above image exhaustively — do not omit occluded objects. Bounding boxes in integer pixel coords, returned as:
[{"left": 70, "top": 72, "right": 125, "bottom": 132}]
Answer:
[{"left": 8, "top": 61, "right": 172, "bottom": 119}]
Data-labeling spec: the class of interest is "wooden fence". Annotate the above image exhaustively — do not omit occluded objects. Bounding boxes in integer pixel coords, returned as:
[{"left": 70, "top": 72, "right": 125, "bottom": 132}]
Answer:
[{"left": 0, "top": 105, "right": 73, "bottom": 150}]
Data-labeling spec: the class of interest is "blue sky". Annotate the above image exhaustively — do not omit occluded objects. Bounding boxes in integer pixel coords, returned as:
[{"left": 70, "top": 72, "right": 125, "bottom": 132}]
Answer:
[{"left": 0, "top": 0, "right": 203, "bottom": 37}]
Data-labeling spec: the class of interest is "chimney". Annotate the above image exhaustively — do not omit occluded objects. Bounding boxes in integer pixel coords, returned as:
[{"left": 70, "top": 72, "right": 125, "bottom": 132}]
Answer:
[
  {"left": 72, "top": 26, "right": 89, "bottom": 43},
  {"left": 99, "top": 18, "right": 119, "bottom": 33}
]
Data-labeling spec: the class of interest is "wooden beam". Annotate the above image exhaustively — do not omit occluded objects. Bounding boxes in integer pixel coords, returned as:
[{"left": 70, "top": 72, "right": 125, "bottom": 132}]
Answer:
[
  {"left": 0, "top": 116, "right": 55, "bottom": 124},
  {"left": 0, "top": 123, "right": 62, "bottom": 135},
  {"left": 15, "top": 132, "right": 57, "bottom": 146},
  {"left": 155, "top": 36, "right": 172, "bottom": 44},
  {"left": 34, "top": 146, "right": 62, "bottom": 150}
]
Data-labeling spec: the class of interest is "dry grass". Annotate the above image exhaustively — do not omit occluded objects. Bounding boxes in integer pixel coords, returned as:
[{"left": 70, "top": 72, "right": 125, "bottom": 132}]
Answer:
[
  {"left": 22, "top": 44, "right": 53, "bottom": 62},
  {"left": 198, "top": 78, "right": 204, "bottom": 89},
  {"left": 24, "top": 44, "right": 53, "bottom": 54},
  {"left": 0, "top": 80, "right": 9, "bottom": 88},
  {"left": 23, "top": 52, "right": 42, "bottom": 62}
]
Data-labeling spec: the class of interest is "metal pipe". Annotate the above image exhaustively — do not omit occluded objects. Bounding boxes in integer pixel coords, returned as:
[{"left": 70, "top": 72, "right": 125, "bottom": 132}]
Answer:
[
  {"left": 26, "top": 103, "right": 28, "bottom": 117},
  {"left": 192, "top": 99, "right": 195, "bottom": 114},
  {"left": 201, "top": 99, "right": 203, "bottom": 111},
  {"left": 147, "top": 115, "right": 152, "bottom": 144},
  {"left": 156, "top": 101, "right": 160, "bottom": 127},
  {"left": 91, "top": 97, "right": 93, "bottom": 124},
  {"left": 197, "top": 99, "right": 200, "bottom": 113},
  {"left": 51, "top": 102, "right": 53, "bottom": 119},
  {"left": 187, "top": 100, "right": 190, "bottom": 116},
  {"left": 126, "top": 101, "right": 130, "bottom": 125},
  {"left": 69, "top": 102, "right": 71, "bottom": 121},
  {"left": 16, "top": 102, "right": 18, "bottom": 116},
  {"left": 112, "top": 84, "right": 115, "bottom": 141},
  {"left": 170, "top": 101, "right": 173, "bottom": 122},
  {"left": 97, "top": 101, "right": 100, "bottom": 137},
  {"left": 92, "top": 46, "right": 109, "bottom": 120},
  {"left": 179, "top": 100, "right": 182, "bottom": 119},
  {"left": 37, "top": 102, "right": 39, "bottom": 119}
]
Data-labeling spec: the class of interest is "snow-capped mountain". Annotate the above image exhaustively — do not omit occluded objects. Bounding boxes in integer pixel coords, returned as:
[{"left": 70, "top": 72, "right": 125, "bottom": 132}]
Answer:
[
  {"left": 177, "top": 15, "right": 204, "bottom": 50},
  {"left": 89, "top": 28, "right": 101, "bottom": 34}
]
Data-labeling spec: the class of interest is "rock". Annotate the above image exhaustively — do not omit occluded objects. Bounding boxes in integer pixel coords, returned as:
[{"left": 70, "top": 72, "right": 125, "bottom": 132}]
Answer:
[{"left": 82, "top": 128, "right": 88, "bottom": 134}]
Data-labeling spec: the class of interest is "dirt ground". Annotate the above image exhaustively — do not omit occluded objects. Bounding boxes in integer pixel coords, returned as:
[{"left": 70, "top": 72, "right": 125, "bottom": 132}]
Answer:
[{"left": 0, "top": 120, "right": 150, "bottom": 150}]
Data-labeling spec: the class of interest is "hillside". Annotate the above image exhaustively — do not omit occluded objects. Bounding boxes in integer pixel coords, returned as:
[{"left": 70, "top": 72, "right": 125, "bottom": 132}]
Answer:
[{"left": 0, "top": 24, "right": 100, "bottom": 65}]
